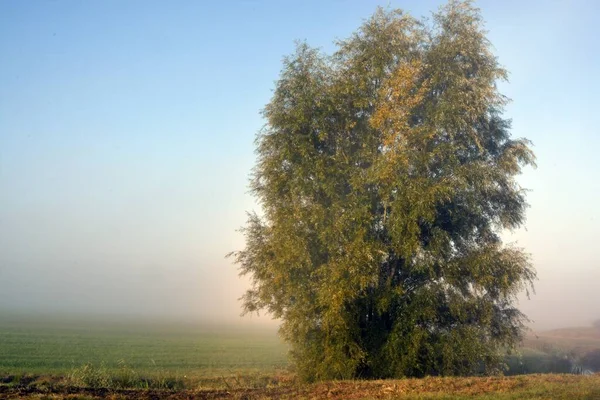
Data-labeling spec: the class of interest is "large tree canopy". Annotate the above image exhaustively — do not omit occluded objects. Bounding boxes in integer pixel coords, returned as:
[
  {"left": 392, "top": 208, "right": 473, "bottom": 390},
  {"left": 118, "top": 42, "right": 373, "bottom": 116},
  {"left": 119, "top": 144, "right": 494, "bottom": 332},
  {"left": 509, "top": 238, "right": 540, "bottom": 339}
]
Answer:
[{"left": 230, "top": 0, "right": 536, "bottom": 381}]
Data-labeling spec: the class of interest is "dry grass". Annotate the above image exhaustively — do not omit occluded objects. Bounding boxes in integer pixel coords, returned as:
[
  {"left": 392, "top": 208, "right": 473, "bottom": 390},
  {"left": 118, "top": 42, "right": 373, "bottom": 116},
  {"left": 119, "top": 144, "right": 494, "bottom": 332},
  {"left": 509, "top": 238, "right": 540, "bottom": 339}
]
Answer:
[{"left": 1, "top": 373, "right": 600, "bottom": 399}]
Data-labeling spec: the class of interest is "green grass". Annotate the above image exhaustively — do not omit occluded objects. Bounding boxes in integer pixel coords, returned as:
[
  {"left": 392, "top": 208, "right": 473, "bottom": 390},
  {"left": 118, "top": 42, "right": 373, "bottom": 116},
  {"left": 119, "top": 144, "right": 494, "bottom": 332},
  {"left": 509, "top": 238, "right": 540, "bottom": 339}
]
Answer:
[
  {"left": 0, "top": 313, "right": 288, "bottom": 379},
  {"left": 2, "top": 313, "right": 600, "bottom": 399},
  {"left": 2, "top": 313, "right": 598, "bottom": 380}
]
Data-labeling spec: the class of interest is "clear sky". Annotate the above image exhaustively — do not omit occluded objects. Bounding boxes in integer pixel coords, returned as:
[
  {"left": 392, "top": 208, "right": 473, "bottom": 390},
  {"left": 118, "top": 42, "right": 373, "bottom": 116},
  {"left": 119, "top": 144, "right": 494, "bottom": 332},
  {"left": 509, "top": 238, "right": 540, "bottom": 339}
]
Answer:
[{"left": 1, "top": 0, "right": 599, "bottom": 330}]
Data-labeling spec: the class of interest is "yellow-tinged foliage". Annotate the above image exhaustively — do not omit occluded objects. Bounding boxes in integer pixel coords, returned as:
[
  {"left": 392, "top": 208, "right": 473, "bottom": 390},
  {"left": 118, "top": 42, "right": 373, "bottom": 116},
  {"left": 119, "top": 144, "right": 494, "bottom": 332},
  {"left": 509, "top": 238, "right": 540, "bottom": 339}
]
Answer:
[{"left": 232, "top": 0, "right": 536, "bottom": 382}]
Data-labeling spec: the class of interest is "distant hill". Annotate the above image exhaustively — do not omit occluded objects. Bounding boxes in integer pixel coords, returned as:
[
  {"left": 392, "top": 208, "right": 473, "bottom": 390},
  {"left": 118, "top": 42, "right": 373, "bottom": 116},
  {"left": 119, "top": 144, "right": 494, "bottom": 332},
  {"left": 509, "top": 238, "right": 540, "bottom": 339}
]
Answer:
[{"left": 524, "top": 326, "right": 600, "bottom": 357}]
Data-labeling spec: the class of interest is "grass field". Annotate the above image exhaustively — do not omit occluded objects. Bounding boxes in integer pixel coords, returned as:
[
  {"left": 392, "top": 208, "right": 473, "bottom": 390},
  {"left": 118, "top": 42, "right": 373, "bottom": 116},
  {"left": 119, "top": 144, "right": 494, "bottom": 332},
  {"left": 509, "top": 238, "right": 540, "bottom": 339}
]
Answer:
[
  {"left": 2, "top": 313, "right": 600, "bottom": 399},
  {"left": 0, "top": 313, "right": 288, "bottom": 379}
]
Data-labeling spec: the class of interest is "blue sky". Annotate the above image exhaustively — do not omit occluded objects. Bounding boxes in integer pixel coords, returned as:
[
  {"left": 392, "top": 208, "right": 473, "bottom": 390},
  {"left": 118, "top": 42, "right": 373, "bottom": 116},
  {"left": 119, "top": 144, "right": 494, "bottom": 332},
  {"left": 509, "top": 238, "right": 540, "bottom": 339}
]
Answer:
[{"left": 1, "top": 0, "right": 599, "bottom": 329}]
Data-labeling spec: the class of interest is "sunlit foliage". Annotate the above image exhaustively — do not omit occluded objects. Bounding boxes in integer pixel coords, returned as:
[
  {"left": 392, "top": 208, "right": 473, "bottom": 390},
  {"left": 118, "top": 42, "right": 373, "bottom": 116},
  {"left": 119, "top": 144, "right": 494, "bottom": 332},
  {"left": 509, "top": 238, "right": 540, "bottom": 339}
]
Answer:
[{"left": 231, "top": 0, "right": 535, "bottom": 381}]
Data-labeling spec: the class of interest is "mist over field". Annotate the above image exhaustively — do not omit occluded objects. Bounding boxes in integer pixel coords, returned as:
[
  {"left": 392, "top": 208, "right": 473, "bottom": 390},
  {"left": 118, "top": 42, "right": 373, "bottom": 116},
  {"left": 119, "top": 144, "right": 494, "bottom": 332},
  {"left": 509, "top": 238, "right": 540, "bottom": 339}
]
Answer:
[{"left": 1, "top": 0, "right": 599, "bottom": 333}]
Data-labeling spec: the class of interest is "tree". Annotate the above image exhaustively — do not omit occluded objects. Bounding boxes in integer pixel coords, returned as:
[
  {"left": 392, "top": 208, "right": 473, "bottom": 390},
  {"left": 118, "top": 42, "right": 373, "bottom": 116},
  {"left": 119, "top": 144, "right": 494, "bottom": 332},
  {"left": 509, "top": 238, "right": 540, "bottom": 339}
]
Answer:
[
  {"left": 229, "top": 0, "right": 536, "bottom": 381},
  {"left": 581, "top": 349, "right": 600, "bottom": 371}
]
